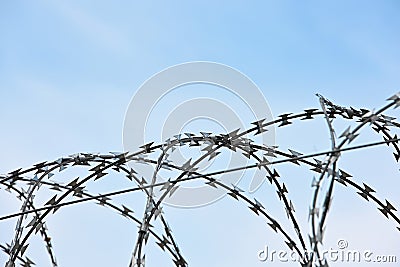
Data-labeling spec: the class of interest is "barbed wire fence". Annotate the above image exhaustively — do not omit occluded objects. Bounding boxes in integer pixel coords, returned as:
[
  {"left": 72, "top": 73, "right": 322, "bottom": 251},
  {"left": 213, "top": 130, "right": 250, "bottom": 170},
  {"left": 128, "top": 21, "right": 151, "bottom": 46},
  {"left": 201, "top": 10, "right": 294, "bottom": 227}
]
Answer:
[{"left": 1, "top": 92, "right": 400, "bottom": 267}]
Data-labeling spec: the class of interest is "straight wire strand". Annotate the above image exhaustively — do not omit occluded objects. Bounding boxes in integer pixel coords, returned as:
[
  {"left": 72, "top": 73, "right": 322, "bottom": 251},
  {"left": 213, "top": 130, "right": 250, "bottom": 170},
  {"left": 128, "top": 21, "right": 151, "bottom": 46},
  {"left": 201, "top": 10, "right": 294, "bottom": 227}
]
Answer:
[{"left": 1, "top": 137, "right": 398, "bottom": 222}]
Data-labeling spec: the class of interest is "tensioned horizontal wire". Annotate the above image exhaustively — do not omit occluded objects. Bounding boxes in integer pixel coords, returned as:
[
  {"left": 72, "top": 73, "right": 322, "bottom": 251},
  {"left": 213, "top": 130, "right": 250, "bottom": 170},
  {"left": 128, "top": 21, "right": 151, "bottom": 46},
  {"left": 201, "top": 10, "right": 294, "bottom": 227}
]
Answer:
[{"left": 1, "top": 137, "right": 397, "bottom": 222}]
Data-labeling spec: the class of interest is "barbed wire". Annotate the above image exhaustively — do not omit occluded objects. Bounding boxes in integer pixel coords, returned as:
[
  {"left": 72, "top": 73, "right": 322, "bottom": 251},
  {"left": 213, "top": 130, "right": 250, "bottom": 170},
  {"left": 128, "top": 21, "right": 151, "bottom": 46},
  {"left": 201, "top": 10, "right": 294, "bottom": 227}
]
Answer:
[{"left": 1, "top": 92, "right": 400, "bottom": 267}]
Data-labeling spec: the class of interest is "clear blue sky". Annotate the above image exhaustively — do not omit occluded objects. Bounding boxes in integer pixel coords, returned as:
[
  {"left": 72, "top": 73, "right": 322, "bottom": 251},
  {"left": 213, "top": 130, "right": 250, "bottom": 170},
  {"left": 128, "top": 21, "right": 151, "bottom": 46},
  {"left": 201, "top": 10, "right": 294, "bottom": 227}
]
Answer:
[{"left": 1, "top": 1, "right": 400, "bottom": 266}]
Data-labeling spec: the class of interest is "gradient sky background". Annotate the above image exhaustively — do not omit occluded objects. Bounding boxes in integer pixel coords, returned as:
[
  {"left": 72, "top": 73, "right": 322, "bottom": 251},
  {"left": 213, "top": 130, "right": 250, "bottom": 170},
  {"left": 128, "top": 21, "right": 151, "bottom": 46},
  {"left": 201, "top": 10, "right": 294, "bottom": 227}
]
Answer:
[{"left": 1, "top": 1, "right": 400, "bottom": 266}]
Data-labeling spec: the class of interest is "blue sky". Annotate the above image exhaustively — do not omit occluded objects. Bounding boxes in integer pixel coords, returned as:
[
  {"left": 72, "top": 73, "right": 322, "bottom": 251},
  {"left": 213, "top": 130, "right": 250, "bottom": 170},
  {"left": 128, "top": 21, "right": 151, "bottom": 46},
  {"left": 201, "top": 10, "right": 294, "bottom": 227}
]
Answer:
[{"left": 1, "top": 1, "right": 400, "bottom": 266}]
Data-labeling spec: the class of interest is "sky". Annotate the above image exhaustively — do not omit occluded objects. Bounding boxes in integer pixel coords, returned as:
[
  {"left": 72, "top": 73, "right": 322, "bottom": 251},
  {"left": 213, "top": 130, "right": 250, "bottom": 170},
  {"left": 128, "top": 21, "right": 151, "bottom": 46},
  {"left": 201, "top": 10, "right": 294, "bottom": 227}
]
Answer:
[{"left": 1, "top": 1, "right": 400, "bottom": 266}]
